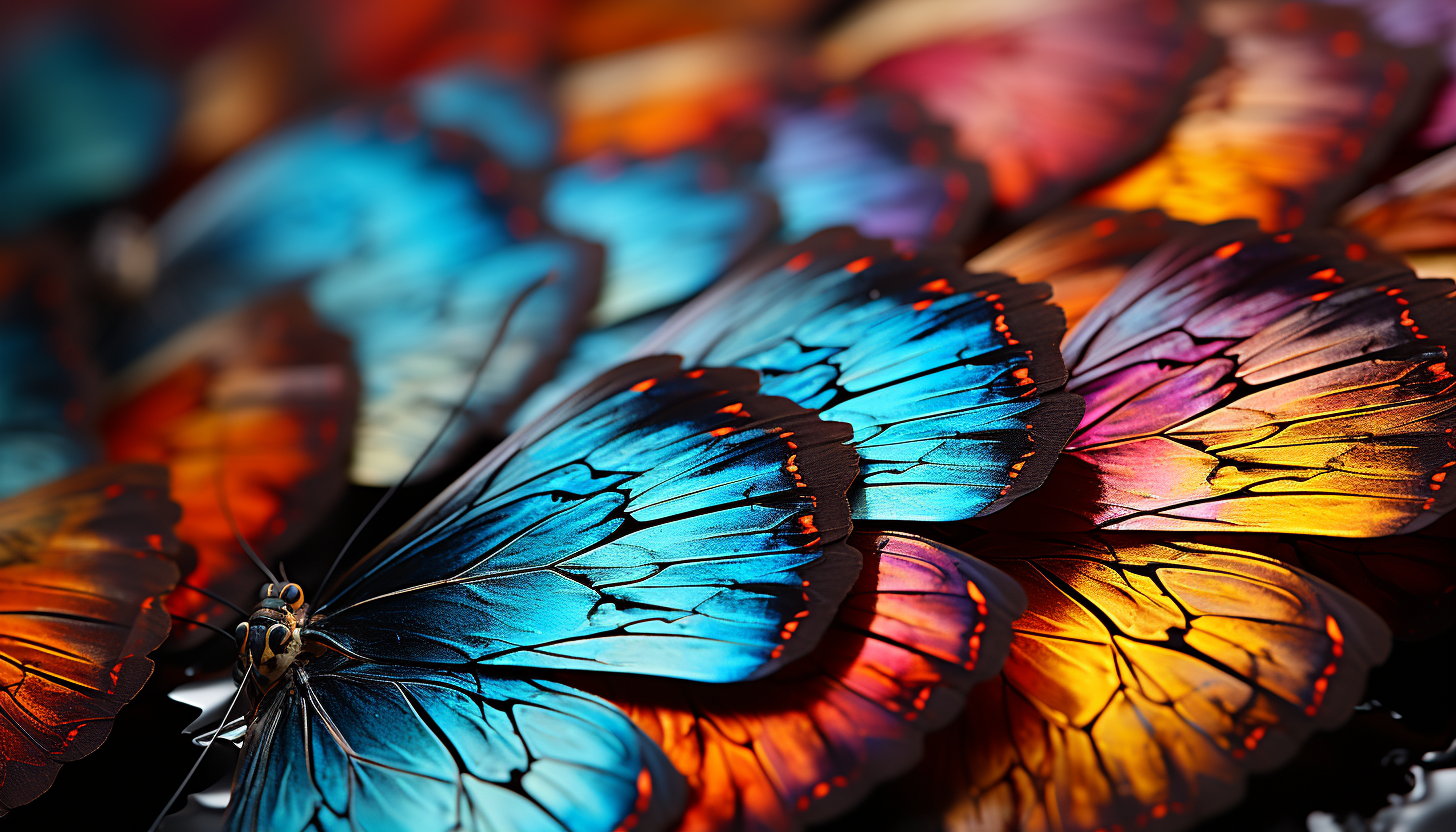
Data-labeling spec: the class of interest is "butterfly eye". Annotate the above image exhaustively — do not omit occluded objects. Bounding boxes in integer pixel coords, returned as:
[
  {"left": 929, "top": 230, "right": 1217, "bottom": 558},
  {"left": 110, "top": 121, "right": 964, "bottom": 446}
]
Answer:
[
  {"left": 266, "top": 623, "right": 291, "bottom": 654},
  {"left": 234, "top": 622, "right": 249, "bottom": 646},
  {"left": 246, "top": 624, "right": 266, "bottom": 661},
  {"left": 280, "top": 583, "right": 304, "bottom": 610}
]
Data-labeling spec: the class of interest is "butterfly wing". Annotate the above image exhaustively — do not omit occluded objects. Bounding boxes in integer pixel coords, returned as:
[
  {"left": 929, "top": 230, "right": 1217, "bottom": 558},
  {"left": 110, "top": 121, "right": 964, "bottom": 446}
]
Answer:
[
  {"left": 0, "top": 243, "right": 100, "bottom": 498},
  {"left": 1086, "top": 0, "right": 1435, "bottom": 230},
  {"left": 578, "top": 531, "right": 1024, "bottom": 832},
  {"left": 1341, "top": 145, "right": 1456, "bottom": 279},
  {"left": 913, "top": 532, "right": 1391, "bottom": 832},
  {"left": 637, "top": 229, "right": 1083, "bottom": 522},
  {"left": 408, "top": 62, "right": 560, "bottom": 170},
  {"left": 969, "top": 208, "right": 1197, "bottom": 330},
  {"left": 102, "top": 293, "right": 358, "bottom": 646},
  {"left": 759, "top": 85, "right": 989, "bottom": 247},
  {"left": 991, "top": 224, "right": 1456, "bottom": 536},
  {"left": 310, "top": 356, "right": 859, "bottom": 682},
  {"left": 227, "top": 654, "right": 685, "bottom": 832},
  {"left": 545, "top": 149, "right": 778, "bottom": 326},
  {"left": 819, "top": 0, "right": 1213, "bottom": 221},
  {"left": 115, "top": 104, "right": 603, "bottom": 485},
  {"left": 0, "top": 14, "right": 175, "bottom": 233},
  {"left": 0, "top": 464, "right": 179, "bottom": 814}
]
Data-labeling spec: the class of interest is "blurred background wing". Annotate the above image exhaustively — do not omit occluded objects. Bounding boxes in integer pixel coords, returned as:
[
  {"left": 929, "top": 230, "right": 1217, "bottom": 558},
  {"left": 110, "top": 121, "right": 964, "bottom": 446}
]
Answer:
[
  {"left": 1086, "top": 0, "right": 1435, "bottom": 230},
  {"left": 905, "top": 532, "right": 1391, "bottom": 832},
  {"left": 102, "top": 293, "right": 358, "bottom": 647},
  {"left": 0, "top": 464, "right": 179, "bottom": 815},
  {"left": 638, "top": 230, "right": 1083, "bottom": 522},
  {"left": 819, "top": 0, "right": 1214, "bottom": 221},
  {"left": 579, "top": 531, "right": 1024, "bottom": 832},
  {"left": 311, "top": 358, "right": 860, "bottom": 683},
  {"left": 989, "top": 224, "right": 1456, "bottom": 536},
  {"left": 0, "top": 242, "right": 101, "bottom": 498},
  {"left": 1342, "top": 145, "right": 1456, "bottom": 279}
]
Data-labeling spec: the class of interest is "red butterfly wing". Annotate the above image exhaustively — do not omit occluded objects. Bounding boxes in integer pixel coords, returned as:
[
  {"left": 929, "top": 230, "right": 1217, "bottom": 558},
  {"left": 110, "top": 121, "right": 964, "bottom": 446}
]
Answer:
[{"left": 0, "top": 464, "right": 179, "bottom": 814}]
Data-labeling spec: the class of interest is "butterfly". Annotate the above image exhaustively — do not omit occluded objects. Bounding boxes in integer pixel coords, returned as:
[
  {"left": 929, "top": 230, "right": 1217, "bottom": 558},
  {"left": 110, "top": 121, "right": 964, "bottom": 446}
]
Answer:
[
  {"left": 0, "top": 12, "right": 176, "bottom": 233},
  {"left": 107, "top": 93, "right": 603, "bottom": 486},
  {"left": 102, "top": 293, "right": 359, "bottom": 647},
  {"left": 635, "top": 228, "right": 1084, "bottom": 522},
  {"left": 986, "top": 223, "right": 1456, "bottom": 536},
  {"left": 0, "top": 464, "right": 180, "bottom": 815},
  {"left": 578, "top": 530, "right": 1026, "bottom": 832},
  {"left": 210, "top": 356, "right": 864, "bottom": 831},
  {"left": 907, "top": 531, "right": 1393, "bottom": 832},
  {"left": 818, "top": 0, "right": 1214, "bottom": 222},
  {"left": 1085, "top": 0, "right": 1435, "bottom": 230},
  {"left": 968, "top": 208, "right": 1196, "bottom": 329},
  {"left": 1341, "top": 145, "right": 1456, "bottom": 279},
  {"left": 0, "top": 242, "right": 101, "bottom": 499}
]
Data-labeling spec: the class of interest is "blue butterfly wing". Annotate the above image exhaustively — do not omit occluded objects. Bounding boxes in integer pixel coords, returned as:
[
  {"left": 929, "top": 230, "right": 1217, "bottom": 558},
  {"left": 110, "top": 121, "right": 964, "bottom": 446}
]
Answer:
[
  {"left": 759, "top": 87, "right": 989, "bottom": 247},
  {"left": 227, "top": 653, "right": 685, "bottom": 832},
  {"left": 0, "top": 244, "right": 99, "bottom": 497},
  {"left": 637, "top": 229, "right": 1084, "bottom": 522},
  {"left": 114, "top": 107, "right": 603, "bottom": 485},
  {"left": 309, "top": 356, "right": 860, "bottom": 682},
  {"left": 409, "top": 64, "right": 559, "bottom": 171},
  {"left": 0, "top": 15, "right": 174, "bottom": 233},
  {"left": 544, "top": 151, "right": 778, "bottom": 326}
]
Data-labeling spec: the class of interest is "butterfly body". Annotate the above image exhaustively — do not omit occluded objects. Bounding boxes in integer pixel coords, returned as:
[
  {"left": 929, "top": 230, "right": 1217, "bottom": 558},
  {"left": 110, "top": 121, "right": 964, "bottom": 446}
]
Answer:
[{"left": 235, "top": 582, "right": 308, "bottom": 687}]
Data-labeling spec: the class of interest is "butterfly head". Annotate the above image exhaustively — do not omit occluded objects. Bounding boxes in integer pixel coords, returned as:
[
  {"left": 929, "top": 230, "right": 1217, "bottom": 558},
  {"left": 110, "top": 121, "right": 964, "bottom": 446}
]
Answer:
[{"left": 234, "top": 582, "right": 307, "bottom": 686}]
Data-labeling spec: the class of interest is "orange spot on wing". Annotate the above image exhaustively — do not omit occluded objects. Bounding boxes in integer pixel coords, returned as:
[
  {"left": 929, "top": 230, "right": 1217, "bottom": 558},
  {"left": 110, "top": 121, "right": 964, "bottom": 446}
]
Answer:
[
  {"left": 629, "top": 378, "right": 657, "bottom": 393},
  {"left": 785, "top": 252, "right": 814, "bottom": 272},
  {"left": 846, "top": 256, "right": 873, "bottom": 273},
  {"left": 1215, "top": 241, "right": 1243, "bottom": 259}
]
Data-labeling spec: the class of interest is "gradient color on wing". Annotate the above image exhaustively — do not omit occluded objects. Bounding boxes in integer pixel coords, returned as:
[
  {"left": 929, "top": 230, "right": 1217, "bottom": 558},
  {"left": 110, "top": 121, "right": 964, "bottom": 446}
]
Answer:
[
  {"left": 1325, "top": 0, "right": 1456, "bottom": 147},
  {"left": 759, "top": 84, "right": 989, "bottom": 247},
  {"left": 819, "top": 0, "right": 1213, "bottom": 219},
  {"left": 581, "top": 531, "right": 1025, "bottom": 832},
  {"left": 228, "top": 656, "right": 685, "bottom": 832},
  {"left": 637, "top": 229, "right": 1083, "bottom": 522},
  {"left": 1341, "top": 146, "right": 1456, "bottom": 279},
  {"left": 914, "top": 532, "right": 1392, "bottom": 832},
  {"left": 311, "top": 357, "right": 859, "bottom": 682},
  {"left": 969, "top": 208, "right": 1196, "bottom": 329},
  {"left": 991, "top": 224, "right": 1456, "bottom": 536},
  {"left": 545, "top": 149, "right": 776, "bottom": 326},
  {"left": 0, "top": 464, "right": 179, "bottom": 815},
  {"left": 113, "top": 99, "right": 603, "bottom": 485},
  {"left": 102, "top": 294, "right": 358, "bottom": 646},
  {"left": 1086, "top": 0, "right": 1433, "bottom": 230},
  {"left": 0, "top": 244, "right": 100, "bottom": 498}
]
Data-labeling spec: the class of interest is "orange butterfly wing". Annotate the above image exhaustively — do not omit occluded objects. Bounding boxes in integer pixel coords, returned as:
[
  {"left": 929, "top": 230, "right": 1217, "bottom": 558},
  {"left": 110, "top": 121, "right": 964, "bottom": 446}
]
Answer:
[
  {"left": 1087, "top": 0, "right": 1435, "bottom": 230},
  {"left": 0, "top": 464, "right": 179, "bottom": 814},
  {"left": 580, "top": 532, "right": 1025, "bottom": 831},
  {"left": 102, "top": 293, "right": 358, "bottom": 645},
  {"left": 914, "top": 532, "right": 1390, "bottom": 832}
]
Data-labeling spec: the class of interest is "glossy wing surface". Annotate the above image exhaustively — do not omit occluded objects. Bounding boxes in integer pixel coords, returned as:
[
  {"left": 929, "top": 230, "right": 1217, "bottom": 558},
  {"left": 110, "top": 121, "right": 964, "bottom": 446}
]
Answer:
[
  {"left": 580, "top": 531, "right": 1024, "bottom": 832},
  {"left": 913, "top": 532, "right": 1391, "bottom": 832},
  {"left": 0, "top": 464, "right": 179, "bottom": 814},
  {"left": 226, "top": 655, "right": 684, "bottom": 832},
  {"left": 310, "top": 357, "right": 859, "bottom": 683},
  {"left": 638, "top": 229, "right": 1083, "bottom": 521},
  {"left": 991, "top": 224, "right": 1456, "bottom": 536},
  {"left": 820, "top": 0, "right": 1213, "bottom": 219},
  {"left": 1087, "top": 0, "right": 1434, "bottom": 230},
  {"left": 102, "top": 294, "right": 358, "bottom": 646}
]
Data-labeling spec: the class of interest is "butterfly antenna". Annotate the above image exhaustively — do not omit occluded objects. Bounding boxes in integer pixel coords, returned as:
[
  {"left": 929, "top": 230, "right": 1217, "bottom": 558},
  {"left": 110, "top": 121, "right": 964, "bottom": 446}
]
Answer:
[
  {"left": 169, "top": 613, "right": 237, "bottom": 641},
  {"left": 212, "top": 446, "right": 280, "bottom": 586},
  {"left": 145, "top": 676, "right": 248, "bottom": 832},
  {"left": 316, "top": 271, "right": 556, "bottom": 596},
  {"left": 174, "top": 581, "right": 250, "bottom": 617}
]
